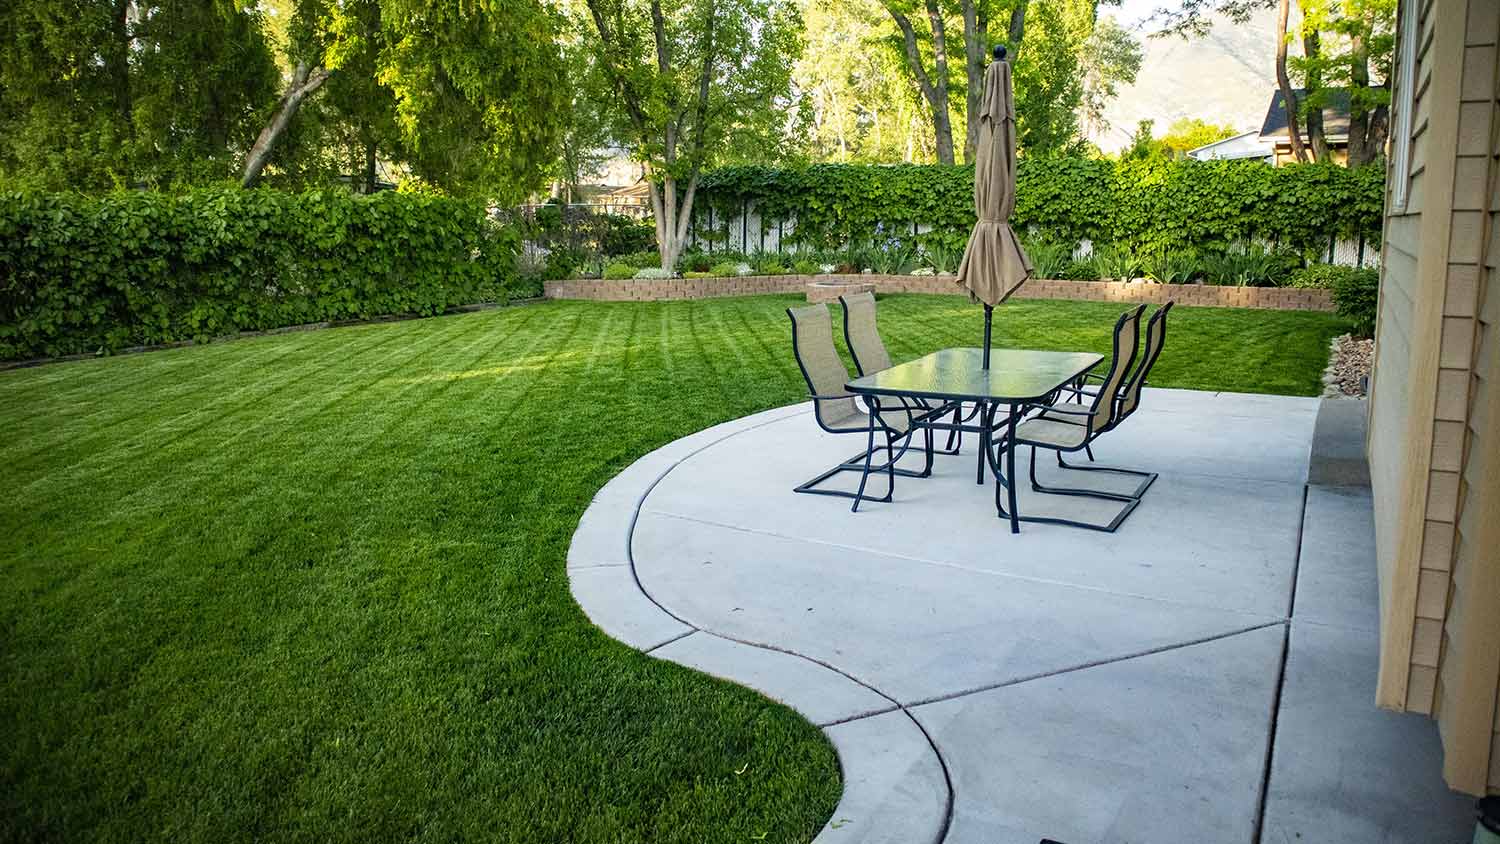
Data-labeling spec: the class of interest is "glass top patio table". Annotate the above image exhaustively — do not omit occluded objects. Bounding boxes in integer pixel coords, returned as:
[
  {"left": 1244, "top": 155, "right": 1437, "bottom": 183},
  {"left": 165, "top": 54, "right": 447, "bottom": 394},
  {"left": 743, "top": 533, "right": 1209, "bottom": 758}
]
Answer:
[
  {"left": 846, "top": 347, "right": 1105, "bottom": 534},
  {"left": 845, "top": 347, "right": 1104, "bottom": 405}
]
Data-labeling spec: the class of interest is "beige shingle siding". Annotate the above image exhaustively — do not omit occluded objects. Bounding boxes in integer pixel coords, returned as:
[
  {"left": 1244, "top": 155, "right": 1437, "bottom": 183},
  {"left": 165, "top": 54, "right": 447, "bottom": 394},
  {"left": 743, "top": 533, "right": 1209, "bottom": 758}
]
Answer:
[
  {"left": 1375, "top": 0, "right": 1500, "bottom": 793},
  {"left": 1433, "top": 0, "right": 1500, "bottom": 794}
]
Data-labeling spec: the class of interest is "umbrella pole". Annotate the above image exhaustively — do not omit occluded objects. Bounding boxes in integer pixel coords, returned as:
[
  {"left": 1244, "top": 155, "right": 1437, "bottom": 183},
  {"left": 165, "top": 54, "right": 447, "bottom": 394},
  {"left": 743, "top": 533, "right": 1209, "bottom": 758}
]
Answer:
[{"left": 982, "top": 305, "right": 993, "bottom": 369}]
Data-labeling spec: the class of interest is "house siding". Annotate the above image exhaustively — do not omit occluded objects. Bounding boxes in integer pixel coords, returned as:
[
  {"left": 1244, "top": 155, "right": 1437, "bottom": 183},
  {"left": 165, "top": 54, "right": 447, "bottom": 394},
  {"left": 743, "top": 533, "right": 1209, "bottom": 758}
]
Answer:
[
  {"left": 1372, "top": 0, "right": 1458, "bottom": 716},
  {"left": 1373, "top": 0, "right": 1500, "bottom": 796}
]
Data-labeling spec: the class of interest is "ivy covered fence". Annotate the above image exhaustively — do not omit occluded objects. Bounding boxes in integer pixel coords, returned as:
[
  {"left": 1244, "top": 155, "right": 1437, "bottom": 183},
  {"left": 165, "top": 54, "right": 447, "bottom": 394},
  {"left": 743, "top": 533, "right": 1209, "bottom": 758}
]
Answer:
[{"left": 690, "top": 158, "right": 1385, "bottom": 256}]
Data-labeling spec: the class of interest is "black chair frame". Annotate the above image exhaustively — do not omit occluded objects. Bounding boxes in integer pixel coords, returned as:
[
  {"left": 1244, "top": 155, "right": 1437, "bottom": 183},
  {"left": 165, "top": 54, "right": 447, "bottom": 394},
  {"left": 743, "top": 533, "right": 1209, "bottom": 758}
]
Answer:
[
  {"left": 789, "top": 307, "right": 938, "bottom": 512},
  {"left": 988, "top": 306, "right": 1147, "bottom": 532}
]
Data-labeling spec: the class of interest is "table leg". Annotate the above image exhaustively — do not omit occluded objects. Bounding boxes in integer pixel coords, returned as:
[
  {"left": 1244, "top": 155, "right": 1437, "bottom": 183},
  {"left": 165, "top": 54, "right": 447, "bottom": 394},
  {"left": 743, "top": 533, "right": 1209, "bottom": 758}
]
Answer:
[
  {"left": 975, "top": 400, "right": 989, "bottom": 485},
  {"left": 1005, "top": 402, "right": 1020, "bottom": 534}
]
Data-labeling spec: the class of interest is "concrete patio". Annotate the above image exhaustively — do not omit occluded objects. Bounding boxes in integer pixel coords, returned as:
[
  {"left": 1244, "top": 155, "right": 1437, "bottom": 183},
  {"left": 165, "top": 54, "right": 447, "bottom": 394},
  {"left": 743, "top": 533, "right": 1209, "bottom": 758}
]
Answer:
[{"left": 567, "top": 388, "right": 1475, "bottom": 844}]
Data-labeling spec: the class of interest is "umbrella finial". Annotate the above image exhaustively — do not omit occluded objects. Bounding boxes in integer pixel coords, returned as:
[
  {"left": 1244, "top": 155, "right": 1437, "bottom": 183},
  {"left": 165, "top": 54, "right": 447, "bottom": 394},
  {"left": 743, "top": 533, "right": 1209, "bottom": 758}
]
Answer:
[{"left": 993, "top": 44, "right": 1007, "bottom": 60}]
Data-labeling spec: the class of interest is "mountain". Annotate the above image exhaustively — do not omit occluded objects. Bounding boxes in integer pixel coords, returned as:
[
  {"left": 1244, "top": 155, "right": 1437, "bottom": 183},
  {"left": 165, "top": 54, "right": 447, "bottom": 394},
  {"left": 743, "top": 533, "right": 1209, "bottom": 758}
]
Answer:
[{"left": 1089, "top": 7, "right": 1281, "bottom": 152}]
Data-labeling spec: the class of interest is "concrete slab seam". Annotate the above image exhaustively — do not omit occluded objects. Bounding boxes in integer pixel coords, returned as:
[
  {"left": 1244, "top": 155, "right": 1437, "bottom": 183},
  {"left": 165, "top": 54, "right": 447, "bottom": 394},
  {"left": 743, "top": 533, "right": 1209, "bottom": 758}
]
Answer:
[
  {"left": 1251, "top": 485, "right": 1309, "bottom": 844},
  {"left": 644, "top": 629, "right": 697, "bottom": 654},
  {"left": 615, "top": 408, "right": 958, "bottom": 844},
  {"left": 903, "top": 619, "right": 1290, "bottom": 711}
]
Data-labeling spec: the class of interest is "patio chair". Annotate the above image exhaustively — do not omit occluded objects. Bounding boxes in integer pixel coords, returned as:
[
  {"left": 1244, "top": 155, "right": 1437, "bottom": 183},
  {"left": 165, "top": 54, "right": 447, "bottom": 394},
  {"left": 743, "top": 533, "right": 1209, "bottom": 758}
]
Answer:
[
  {"left": 839, "top": 291, "right": 971, "bottom": 456},
  {"left": 990, "top": 305, "right": 1146, "bottom": 532},
  {"left": 788, "top": 303, "right": 934, "bottom": 512},
  {"left": 1051, "top": 301, "right": 1174, "bottom": 479}
]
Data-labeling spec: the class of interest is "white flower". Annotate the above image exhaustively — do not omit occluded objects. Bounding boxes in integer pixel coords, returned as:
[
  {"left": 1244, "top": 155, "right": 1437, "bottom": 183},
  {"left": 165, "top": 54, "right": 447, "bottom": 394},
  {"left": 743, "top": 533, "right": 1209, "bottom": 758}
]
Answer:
[
  {"left": 819, "top": 263, "right": 835, "bottom": 274},
  {"left": 734, "top": 262, "right": 753, "bottom": 276},
  {"left": 911, "top": 267, "right": 935, "bottom": 276},
  {"left": 632, "top": 267, "right": 673, "bottom": 279}
]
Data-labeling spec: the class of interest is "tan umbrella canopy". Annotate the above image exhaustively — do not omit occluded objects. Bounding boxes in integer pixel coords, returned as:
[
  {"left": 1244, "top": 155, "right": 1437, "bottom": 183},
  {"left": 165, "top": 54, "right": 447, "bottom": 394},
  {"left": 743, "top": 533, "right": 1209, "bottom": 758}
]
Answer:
[{"left": 955, "top": 46, "right": 1032, "bottom": 368}]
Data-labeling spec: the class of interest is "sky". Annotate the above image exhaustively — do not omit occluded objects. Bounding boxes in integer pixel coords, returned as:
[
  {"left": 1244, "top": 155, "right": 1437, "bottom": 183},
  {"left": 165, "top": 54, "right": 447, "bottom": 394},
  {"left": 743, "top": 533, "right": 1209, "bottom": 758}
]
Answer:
[{"left": 1111, "top": 0, "right": 1171, "bottom": 28}]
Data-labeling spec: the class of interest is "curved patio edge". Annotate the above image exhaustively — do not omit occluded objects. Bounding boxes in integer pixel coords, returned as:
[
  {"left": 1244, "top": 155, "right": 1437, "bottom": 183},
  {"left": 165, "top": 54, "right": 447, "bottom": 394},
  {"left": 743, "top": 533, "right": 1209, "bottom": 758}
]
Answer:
[{"left": 565, "top": 402, "right": 952, "bottom": 844}]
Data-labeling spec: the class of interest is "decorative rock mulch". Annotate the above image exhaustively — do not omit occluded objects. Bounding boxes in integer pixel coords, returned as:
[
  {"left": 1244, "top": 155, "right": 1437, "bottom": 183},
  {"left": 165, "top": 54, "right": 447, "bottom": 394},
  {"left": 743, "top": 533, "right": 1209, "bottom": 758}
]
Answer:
[{"left": 1322, "top": 333, "right": 1373, "bottom": 398}]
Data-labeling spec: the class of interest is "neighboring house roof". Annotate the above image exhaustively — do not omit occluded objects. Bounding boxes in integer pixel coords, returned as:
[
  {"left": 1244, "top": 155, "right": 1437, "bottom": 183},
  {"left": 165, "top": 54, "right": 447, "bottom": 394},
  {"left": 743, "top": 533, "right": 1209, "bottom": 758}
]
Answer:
[
  {"left": 1187, "top": 131, "right": 1275, "bottom": 161},
  {"left": 1259, "top": 88, "right": 1378, "bottom": 144}
]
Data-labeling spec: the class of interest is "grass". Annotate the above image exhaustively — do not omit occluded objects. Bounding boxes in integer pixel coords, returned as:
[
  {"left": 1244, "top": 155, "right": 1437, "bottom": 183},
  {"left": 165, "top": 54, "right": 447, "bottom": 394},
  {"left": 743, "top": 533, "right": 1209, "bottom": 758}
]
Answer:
[{"left": 0, "top": 295, "right": 1346, "bottom": 843}]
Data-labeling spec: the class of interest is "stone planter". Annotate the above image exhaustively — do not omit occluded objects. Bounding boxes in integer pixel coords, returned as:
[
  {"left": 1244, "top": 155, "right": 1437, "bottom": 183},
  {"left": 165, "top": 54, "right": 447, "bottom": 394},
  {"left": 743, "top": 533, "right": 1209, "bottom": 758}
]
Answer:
[{"left": 806, "top": 280, "right": 877, "bottom": 304}]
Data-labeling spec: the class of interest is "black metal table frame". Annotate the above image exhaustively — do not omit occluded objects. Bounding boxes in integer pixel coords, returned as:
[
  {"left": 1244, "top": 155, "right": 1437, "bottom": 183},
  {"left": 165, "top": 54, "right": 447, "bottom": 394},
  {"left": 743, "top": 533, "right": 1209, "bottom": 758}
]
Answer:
[{"left": 847, "top": 351, "right": 1103, "bottom": 534}]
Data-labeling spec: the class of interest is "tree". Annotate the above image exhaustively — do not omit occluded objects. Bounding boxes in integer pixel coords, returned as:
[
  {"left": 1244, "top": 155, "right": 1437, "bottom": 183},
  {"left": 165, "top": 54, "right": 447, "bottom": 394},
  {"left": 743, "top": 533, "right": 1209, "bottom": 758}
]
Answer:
[
  {"left": 1150, "top": 0, "right": 1393, "bottom": 166},
  {"left": 794, "top": 0, "right": 934, "bottom": 162},
  {"left": 881, "top": 0, "right": 958, "bottom": 164},
  {"left": 1274, "top": 0, "right": 1310, "bottom": 162},
  {"left": 242, "top": 0, "right": 568, "bottom": 199},
  {"left": 549, "top": 27, "right": 617, "bottom": 201},
  {"left": 583, "top": 0, "right": 803, "bottom": 270},
  {"left": 1160, "top": 117, "right": 1236, "bottom": 155},
  {"left": 1122, "top": 118, "right": 1170, "bottom": 160},
  {"left": 1292, "top": 0, "right": 1394, "bottom": 165},
  {"left": 1078, "top": 15, "right": 1143, "bottom": 139},
  {"left": 0, "top": 0, "right": 279, "bottom": 190}
]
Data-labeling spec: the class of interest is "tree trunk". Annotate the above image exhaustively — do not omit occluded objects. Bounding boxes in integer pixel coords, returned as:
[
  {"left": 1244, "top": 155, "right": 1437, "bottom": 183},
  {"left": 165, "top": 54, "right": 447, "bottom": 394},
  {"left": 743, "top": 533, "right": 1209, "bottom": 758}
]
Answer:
[
  {"left": 362, "top": 139, "right": 377, "bottom": 193},
  {"left": 1301, "top": 30, "right": 1328, "bottom": 162},
  {"left": 1347, "top": 32, "right": 1374, "bottom": 166},
  {"left": 242, "top": 62, "right": 330, "bottom": 188},
  {"left": 1008, "top": 0, "right": 1028, "bottom": 45},
  {"left": 961, "top": 0, "right": 988, "bottom": 161},
  {"left": 1275, "top": 0, "right": 1309, "bottom": 164},
  {"left": 887, "top": 4, "right": 956, "bottom": 165},
  {"left": 109, "top": 0, "right": 134, "bottom": 167},
  {"left": 1366, "top": 104, "right": 1389, "bottom": 159},
  {"left": 925, "top": 0, "right": 956, "bottom": 165}
]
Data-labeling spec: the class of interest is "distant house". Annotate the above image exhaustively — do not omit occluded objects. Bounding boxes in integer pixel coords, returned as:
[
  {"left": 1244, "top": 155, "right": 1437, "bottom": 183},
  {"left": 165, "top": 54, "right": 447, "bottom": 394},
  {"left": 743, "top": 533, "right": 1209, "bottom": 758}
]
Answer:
[
  {"left": 1186, "top": 131, "right": 1275, "bottom": 163},
  {"left": 1258, "top": 87, "right": 1380, "bottom": 166}
]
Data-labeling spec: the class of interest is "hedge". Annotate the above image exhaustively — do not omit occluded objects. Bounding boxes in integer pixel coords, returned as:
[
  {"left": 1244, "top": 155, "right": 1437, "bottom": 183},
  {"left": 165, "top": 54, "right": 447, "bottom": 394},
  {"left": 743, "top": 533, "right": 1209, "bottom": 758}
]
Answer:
[
  {"left": 0, "top": 189, "right": 519, "bottom": 360},
  {"left": 694, "top": 158, "right": 1385, "bottom": 255}
]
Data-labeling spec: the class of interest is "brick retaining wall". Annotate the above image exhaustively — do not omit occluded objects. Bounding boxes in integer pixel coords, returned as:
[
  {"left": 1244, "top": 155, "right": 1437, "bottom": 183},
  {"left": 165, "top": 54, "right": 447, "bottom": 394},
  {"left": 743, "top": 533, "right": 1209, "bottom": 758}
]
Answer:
[{"left": 543, "top": 274, "right": 1334, "bottom": 312}]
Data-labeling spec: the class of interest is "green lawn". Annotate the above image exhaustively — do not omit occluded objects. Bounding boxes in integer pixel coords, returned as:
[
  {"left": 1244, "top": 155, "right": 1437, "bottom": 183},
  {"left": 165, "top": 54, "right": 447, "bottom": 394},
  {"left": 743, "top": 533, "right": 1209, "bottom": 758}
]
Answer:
[{"left": 0, "top": 295, "right": 1345, "bottom": 843}]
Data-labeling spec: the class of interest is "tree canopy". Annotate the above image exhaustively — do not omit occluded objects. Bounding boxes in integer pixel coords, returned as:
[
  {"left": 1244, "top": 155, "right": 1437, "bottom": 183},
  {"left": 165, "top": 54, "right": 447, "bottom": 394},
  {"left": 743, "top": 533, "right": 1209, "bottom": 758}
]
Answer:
[
  {"left": 581, "top": 0, "right": 804, "bottom": 268},
  {"left": 0, "top": 0, "right": 568, "bottom": 199}
]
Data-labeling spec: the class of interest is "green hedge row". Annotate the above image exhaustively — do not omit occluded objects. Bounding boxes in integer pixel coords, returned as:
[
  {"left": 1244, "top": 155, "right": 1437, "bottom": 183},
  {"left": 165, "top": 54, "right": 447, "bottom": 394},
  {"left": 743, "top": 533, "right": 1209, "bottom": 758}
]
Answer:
[
  {"left": 695, "top": 158, "right": 1384, "bottom": 255},
  {"left": 0, "top": 189, "right": 519, "bottom": 359}
]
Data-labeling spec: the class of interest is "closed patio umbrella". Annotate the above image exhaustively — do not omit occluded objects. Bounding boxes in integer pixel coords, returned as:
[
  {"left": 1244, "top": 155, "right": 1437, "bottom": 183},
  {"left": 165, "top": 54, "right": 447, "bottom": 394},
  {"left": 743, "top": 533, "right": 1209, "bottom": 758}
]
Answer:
[{"left": 955, "top": 45, "right": 1032, "bottom": 368}]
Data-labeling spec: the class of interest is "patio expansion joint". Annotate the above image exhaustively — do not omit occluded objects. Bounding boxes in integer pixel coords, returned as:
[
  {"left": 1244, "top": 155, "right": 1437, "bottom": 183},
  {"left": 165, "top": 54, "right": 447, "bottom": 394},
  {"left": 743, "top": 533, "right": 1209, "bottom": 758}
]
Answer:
[
  {"left": 900, "top": 619, "right": 1290, "bottom": 712},
  {"left": 1250, "top": 483, "right": 1308, "bottom": 844},
  {"left": 640, "top": 508, "right": 1291, "bottom": 624},
  {"left": 612, "top": 406, "right": 957, "bottom": 844}
]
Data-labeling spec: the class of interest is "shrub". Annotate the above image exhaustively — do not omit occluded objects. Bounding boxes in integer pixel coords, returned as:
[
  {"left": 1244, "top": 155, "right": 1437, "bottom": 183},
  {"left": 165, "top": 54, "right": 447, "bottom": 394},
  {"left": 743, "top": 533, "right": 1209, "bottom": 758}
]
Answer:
[
  {"left": 870, "top": 243, "right": 917, "bottom": 275},
  {"left": 615, "top": 250, "right": 663, "bottom": 269},
  {"left": 0, "top": 188, "right": 518, "bottom": 360},
  {"left": 602, "top": 263, "right": 636, "bottom": 280},
  {"left": 632, "top": 267, "right": 673, "bottom": 279},
  {"left": 1139, "top": 247, "right": 1200, "bottom": 284},
  {"left": 1199, "top": 242, "right": 1290, "bottom": 287},
  {"left": 921, "top": 241, "right": 960, "bottom": 274},
  {"left": 746, "top": 251, "right": 784, "bottom": 275},
  {"left": 1062, "top": 258, "right": 1103, "bottom": 281},
  {"left": 683, "top": 270, "right": 714, "bottom": 279},
  {"left": 600, "top": 214, "right": 656, "bottom": 256},
  {"left": 1332, "top": 269, "right": 1380, "bottom": 337},
  {"left": 679, "top": 250, "right": 715, "bottom": 273},
  {"left": 1092, "top": 243, "right": 1139, "bottom": 281},
  {"left": 792, "top": 259, "right": 820, "bottom": 275},
  {"left": 708, "top": 262, "right": 743, "bottom": 277},
  {"left": 1288, "top": 263, "right": 1372, "bottom": 289},
  {"left": 1023, "top": 239, "right": 1073, "bottom": 279}
]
